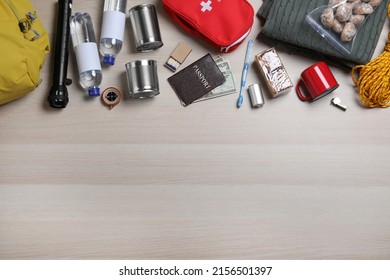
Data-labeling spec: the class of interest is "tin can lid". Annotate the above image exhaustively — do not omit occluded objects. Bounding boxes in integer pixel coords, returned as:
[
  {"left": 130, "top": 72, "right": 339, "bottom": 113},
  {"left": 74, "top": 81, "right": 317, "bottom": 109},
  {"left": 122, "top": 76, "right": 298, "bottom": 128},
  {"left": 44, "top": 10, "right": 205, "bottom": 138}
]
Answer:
[
  {"left": 126, "top": 59, "right": 157, "bottom": 69},
  {"left": 129, "top": 4, "right": 156, "bottom": 13}
]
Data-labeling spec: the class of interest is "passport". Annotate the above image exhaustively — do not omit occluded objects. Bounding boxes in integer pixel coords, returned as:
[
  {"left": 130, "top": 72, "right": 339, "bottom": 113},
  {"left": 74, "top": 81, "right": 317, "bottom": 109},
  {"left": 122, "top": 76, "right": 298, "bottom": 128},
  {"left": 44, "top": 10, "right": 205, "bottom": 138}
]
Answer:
[{"left": 168, "top": 54, "right": 226, "bottom": 106}]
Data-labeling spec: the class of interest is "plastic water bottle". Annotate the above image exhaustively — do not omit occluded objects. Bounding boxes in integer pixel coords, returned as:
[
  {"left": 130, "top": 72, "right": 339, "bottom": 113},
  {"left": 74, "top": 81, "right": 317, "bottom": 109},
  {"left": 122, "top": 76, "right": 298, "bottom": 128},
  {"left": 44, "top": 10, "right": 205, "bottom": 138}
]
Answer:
[
  {"left": 70, "top": 12, "right": 102, "bottom": 96},
  {"left": 100, "top": 0, "right": 127, "bottom": 65}
]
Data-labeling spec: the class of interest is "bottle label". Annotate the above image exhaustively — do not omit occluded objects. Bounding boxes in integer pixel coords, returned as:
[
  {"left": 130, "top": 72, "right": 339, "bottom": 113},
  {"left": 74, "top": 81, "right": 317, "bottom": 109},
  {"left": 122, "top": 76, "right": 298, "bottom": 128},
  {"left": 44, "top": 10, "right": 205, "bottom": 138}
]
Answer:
[
  {"left": 101, "top": 11, "right": 126, "bottom": 41},
  {"left": 74, "top": 42, "right": 102, "bottom": 73}
]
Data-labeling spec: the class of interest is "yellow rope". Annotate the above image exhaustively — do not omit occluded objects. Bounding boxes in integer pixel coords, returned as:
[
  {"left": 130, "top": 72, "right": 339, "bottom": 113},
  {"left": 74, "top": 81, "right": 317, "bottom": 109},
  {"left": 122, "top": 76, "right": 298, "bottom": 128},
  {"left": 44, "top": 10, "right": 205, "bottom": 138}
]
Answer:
[{"left": 352, "top": 4, "right": 390, "bottom": 108}]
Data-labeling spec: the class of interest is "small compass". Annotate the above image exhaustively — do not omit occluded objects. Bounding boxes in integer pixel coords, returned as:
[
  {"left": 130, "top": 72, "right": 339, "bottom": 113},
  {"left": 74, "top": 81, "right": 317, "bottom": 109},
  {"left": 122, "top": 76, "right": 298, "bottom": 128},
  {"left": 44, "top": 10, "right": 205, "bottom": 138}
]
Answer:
[{"left": 101, "top": 87, "right": 121, "bottom": 109}]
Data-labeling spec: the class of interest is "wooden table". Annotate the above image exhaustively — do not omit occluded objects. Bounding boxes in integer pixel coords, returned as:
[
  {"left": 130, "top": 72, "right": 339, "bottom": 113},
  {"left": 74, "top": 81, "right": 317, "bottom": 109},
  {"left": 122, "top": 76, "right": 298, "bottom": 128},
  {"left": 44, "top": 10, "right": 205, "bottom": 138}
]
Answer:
[{"left": 1, "top": 0, "right": 389, "bottom": 259}]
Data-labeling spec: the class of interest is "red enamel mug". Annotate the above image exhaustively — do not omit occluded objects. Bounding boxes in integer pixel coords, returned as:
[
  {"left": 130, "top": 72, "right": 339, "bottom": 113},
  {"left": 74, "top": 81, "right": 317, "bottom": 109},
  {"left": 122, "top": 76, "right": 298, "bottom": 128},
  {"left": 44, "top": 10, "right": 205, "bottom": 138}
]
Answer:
[{"left": 296, "top": 62, "right": 339, "bottom": 102}]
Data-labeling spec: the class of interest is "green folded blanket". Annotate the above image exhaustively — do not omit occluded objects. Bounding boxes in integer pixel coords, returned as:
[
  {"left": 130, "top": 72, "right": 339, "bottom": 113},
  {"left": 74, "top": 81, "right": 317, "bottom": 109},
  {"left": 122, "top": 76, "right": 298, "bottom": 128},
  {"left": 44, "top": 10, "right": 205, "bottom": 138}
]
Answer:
[{"left": 257, "top": 0, "right": 389, "bottom": 69}]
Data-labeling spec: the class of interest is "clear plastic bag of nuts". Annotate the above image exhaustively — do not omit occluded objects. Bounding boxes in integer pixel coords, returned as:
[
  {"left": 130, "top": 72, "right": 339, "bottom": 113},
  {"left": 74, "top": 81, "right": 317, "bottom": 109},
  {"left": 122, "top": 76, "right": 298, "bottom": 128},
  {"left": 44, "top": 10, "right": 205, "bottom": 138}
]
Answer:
[{"left": 306, "top": 0, "right": 383, "bottom": 55}]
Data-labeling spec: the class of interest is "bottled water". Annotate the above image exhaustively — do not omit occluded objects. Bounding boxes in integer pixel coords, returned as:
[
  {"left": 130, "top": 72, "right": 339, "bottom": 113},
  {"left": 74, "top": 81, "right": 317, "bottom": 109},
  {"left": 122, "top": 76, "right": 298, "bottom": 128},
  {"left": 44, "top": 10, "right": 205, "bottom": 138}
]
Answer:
[
  {"left": 100, "top": 0, "right": 127, "bottom": 65},
  {"left": 70, "top": 12, "right": 102, "bottom": 96}
]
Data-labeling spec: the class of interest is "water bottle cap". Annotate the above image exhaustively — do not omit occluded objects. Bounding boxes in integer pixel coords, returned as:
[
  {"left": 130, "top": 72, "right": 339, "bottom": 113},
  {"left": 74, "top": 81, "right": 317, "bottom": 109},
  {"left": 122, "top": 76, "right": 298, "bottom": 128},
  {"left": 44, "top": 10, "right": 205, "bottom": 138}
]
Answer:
[
  {"left": 88, "top": 86, "right": 100, "bottom": 97},
  {"left": 103, "top": 55, "right": 116, "bottom": 66}
]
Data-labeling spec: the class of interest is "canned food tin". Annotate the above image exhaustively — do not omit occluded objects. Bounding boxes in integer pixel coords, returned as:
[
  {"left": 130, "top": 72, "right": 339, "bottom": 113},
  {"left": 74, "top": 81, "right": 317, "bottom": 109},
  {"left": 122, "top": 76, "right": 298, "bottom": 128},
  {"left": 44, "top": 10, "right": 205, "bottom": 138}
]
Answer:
[
  {"left": 125, "top": 60, "right": 159, "bottom": 98},
  {"left": 129, "top": 4, "right": 163, "bottom": 52}
]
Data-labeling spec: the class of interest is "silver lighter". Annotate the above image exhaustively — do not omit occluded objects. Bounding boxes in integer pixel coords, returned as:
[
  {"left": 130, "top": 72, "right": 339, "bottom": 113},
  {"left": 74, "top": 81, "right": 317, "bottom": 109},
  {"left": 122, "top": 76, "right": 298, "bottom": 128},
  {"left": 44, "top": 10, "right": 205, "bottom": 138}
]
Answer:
[{"left": 248, "top": 84, "right": 265, "bottom": 108}]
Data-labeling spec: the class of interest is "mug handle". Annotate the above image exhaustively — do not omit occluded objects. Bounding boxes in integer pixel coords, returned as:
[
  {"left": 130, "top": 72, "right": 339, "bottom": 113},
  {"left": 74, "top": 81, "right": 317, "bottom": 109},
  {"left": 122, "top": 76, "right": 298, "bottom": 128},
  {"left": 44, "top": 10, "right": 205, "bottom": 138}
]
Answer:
[{"left": 296, "top": 80, "right": 310, "bottom": 102}]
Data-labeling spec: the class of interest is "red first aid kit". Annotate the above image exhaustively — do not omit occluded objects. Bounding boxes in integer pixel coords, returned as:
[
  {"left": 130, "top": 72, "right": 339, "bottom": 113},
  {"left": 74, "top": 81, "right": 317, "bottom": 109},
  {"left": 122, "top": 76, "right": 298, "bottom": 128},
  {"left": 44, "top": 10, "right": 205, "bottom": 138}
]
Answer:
[{"left": 162, "top": 0, "right": 254, "bottom": 53}]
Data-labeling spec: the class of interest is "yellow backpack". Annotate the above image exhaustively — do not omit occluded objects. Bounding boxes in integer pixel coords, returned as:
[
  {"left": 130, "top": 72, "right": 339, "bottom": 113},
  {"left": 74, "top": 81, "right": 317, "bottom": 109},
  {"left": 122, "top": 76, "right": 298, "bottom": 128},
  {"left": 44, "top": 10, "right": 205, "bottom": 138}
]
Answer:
[{"left": 0, "top": 0, "right": 50, "bottom": 105}]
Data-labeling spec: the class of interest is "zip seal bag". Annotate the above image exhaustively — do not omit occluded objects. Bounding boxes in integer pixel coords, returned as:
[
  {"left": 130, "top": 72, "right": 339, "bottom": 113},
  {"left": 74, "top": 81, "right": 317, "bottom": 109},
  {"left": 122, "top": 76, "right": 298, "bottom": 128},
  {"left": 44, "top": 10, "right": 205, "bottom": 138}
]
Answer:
[
  {"left": 306, "top": 0, "right": 384, "bottom": 55},
  {"left": 162, "top": 0, "right": 254, "bottom": 53}
]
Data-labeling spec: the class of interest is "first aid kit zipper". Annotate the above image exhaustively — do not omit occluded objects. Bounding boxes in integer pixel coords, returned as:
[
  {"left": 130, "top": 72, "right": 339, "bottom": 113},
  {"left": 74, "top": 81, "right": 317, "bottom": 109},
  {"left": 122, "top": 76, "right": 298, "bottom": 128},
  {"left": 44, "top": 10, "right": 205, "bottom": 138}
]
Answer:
[
  {"left": 4, "top": 0, "right": 40, "bottom": 40},
  {"left": 220, "top": 29, "right": 251, "bottom": 53}
]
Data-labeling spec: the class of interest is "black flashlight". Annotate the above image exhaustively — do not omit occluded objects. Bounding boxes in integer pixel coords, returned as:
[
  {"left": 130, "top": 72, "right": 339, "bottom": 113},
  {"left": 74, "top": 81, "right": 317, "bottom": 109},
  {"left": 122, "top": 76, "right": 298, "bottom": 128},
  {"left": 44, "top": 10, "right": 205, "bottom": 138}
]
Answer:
[{"left": 48, "top": 0, "right": 73, "bottom": 108}]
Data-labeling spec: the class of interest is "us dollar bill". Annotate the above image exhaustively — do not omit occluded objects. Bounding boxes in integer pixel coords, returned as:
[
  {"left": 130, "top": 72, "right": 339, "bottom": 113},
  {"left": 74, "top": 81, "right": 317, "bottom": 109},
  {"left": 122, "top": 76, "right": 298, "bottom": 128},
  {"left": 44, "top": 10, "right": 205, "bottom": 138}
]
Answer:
[
  {"left": 195, "top": 58, "right": 237, "bottom": 102},
  {"left": 213, "top": 55, "right": 224, "bottom": 65}
]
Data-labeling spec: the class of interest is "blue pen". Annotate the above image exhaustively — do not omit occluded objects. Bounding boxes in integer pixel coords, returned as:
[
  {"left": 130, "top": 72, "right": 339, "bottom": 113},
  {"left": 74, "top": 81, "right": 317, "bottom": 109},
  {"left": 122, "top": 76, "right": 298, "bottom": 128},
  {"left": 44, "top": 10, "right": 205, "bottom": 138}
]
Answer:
[{"left": 237, "top": 39, "right": 253, "bottom": 108}]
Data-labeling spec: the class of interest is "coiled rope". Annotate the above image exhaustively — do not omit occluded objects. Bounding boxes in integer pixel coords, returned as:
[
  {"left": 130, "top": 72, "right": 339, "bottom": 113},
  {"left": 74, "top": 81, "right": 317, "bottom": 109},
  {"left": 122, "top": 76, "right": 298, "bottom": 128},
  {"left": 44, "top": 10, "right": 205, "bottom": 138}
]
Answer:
[{"left": 352, "top": 4, "right": 390, "bottom": 108}]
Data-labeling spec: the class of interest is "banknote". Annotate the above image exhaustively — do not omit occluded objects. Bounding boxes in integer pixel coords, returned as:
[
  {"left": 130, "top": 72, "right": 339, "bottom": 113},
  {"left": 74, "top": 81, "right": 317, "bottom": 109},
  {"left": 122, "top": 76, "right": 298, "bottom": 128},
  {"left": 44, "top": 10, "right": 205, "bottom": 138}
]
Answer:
[
  {"left": 195, "top": 57, "right": 237, "bottom": 102},
  {"left": 213, "top": 55, "right": 224, "bottom": 65}
]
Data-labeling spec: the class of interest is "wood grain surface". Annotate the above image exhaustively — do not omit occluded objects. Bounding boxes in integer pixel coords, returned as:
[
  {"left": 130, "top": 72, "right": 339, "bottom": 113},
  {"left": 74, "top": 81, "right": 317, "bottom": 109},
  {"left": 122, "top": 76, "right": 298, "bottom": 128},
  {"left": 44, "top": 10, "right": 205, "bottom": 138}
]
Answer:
[{"left": 0, "top": 0, "right": 389, "bottom": 259}]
